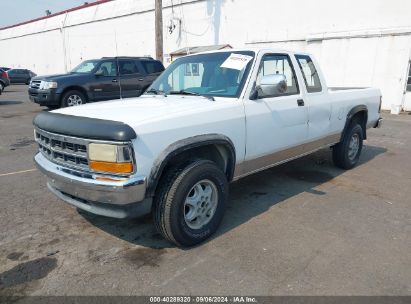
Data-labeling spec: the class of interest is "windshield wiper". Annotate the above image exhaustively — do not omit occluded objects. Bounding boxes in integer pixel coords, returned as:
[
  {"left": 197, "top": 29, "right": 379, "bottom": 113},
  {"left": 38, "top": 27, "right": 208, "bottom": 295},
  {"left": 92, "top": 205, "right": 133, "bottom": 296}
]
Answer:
[
  {"left": 169, "top": 90, "right": 200, "bottom": 96},
  {"left": 145, "top": 88, "right": 164, "bottom": 95},
  {"left": 168, "top": 90, "right": 215, "bottom": 101}
]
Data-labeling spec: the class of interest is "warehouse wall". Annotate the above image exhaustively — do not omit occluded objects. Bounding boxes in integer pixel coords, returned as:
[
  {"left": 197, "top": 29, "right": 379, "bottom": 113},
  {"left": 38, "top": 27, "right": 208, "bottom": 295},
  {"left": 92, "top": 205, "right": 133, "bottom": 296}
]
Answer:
[{"left": 1, "top": 0, "right": 411, "bottom": 112}]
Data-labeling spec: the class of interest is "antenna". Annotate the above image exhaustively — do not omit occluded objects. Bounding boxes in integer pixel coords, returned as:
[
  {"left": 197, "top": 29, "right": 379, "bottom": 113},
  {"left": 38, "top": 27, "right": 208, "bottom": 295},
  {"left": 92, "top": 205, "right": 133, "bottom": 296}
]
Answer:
[{"left": 114, "top": 29, "right": 122, "bottom": 100}]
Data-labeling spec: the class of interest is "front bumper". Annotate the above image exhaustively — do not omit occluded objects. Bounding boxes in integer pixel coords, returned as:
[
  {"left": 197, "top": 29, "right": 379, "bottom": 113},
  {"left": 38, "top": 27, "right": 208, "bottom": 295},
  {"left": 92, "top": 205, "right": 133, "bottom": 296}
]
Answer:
[
  {"left": 367, "top": 117, "right": 383, "bottom": 129},
  {"left": 374, "top": 117, "right": 383, "bottom": 128},
  {"left": 34, "top": 153, "right": 151, "bottom": 218},
  {"left": 28, "top": 88, "right": 60, "bottom": 106}
]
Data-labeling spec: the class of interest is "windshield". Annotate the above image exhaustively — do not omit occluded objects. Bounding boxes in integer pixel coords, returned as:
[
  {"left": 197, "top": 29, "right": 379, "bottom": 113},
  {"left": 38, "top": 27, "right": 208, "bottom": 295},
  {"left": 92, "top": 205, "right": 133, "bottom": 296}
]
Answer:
[
  {"left": 71, "top": 60, "right": 100, "bottom": 73},
  {"left": 146, "top": 51, "right": 255, "bottom": 98}
]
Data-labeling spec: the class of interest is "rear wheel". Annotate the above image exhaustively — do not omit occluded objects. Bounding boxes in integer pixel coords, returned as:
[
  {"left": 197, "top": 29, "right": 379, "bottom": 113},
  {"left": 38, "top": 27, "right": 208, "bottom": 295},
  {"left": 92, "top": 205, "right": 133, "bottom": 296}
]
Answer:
[
  {"left": 153, "top": 159, "right": 228, "bottom": 247},
  {"left": 333, "top": 123, "right": 363, "bottom": 169},
  {"left": 61, "top": 90, "right": 86, "bottom": 107},
  {"left": 0, "top": 82, "right": 4, "bottom": 93}
]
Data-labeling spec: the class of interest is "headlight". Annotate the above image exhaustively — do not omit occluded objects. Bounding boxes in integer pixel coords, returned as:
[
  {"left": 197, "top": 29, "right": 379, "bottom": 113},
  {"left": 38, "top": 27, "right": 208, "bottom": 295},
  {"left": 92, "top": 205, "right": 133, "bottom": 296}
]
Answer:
[
  {"left": 40, "top": 81, "right": 58, "bottom": 90},
  {"left": 88, "top": 143, "right": 134, "bottom": 175}
]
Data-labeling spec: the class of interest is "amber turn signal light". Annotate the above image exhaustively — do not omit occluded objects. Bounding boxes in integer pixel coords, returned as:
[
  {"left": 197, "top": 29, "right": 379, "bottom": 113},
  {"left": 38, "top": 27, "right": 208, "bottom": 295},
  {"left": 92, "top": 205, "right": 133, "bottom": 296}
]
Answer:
[{"left": 90, "top": 161, "right": 133, "bottom": 174}]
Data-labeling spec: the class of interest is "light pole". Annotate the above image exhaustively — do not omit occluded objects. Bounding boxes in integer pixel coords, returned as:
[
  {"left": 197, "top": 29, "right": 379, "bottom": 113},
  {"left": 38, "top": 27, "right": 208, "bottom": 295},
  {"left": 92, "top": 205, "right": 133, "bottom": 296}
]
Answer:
[{"left": 155, "top": 0, "right": 163, "bottom": 62}]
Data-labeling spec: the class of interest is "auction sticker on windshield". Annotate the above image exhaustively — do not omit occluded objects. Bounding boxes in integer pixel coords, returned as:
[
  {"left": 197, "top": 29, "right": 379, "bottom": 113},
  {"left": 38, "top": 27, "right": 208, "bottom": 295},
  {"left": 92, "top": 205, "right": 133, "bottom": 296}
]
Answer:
[{"left": 220, "top": 53, "right": 253, "bottom": 70}]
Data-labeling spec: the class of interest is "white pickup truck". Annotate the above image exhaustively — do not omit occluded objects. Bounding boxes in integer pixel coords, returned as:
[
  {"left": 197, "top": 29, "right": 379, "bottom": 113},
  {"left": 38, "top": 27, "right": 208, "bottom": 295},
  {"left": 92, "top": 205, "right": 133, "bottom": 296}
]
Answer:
[{"left": 33, "top": 48, "right": 382, "bottom": 247}]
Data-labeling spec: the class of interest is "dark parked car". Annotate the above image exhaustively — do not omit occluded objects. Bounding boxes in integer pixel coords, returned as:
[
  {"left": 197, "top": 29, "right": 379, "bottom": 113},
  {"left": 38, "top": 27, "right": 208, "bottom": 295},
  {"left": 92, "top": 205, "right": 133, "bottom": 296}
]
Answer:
[
  {"left": 0, "top": 67, "right": 11, "bottom": 71},
  {"left": 0, "top": 68, "right": 10, "bottom": 93},
  {"left": 8, "top": 69, "right": 36, "bottom": 84},
  {"left": 28, "top": 56, "right": 165, "bottom": 108}
]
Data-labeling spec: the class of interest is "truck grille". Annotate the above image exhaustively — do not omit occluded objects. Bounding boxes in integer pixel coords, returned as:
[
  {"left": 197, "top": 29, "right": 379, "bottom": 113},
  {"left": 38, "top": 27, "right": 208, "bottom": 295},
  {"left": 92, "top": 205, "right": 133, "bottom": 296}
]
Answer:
[
  {"left": 30, "top": 80, "right": 41, "bottom": 89},
  {"left": 35, "top": 128, "right": 89, "bottom": 171}
]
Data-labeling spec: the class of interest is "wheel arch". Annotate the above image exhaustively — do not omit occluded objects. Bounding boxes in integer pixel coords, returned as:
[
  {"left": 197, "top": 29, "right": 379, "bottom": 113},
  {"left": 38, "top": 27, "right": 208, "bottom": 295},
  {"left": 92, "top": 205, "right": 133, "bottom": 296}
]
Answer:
[
  {"left": 341, "top": 105, "right": 368, "bottom": 141},
  {"left": 146, "top": 134, "right": 236, "bottom": 197},
  {"left": 60, "top": 86, "right": 89, "bottom": 104}
]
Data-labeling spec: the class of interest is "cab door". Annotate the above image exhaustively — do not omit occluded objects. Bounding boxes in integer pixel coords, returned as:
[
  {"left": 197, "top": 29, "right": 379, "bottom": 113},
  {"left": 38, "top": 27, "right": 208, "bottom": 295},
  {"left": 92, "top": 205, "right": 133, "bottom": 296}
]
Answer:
[
  {"left": 294, "top": 55, "right": 332, "bottom": 144},
  {"left": 118, "top": 59, "right": 144, "bottom": 98},
  {"left": 242, "top": 53, "right": 309, "bottom": 174},
  {"left": 15, "top": 70, "right": 25, "bottom": 83},
  {"left": 8, "top": 69, "right": 18, "bottom": 83},
  {"left": 16, "top": 69, "right": 27, "bottom": 83},
  {"left": 91, "top": 60, "right": 120, "bottom": 101}
]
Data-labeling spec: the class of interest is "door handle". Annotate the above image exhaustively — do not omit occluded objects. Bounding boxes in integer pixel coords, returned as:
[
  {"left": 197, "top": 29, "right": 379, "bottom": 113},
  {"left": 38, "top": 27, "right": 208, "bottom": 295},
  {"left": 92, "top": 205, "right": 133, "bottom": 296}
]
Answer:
[
  {"left": 112, "top": 79, "right": 118, "bottom": 83},
  {"left": 297, "top": 99, "right": 305, "bottom": 106},
  {"left": 138, "top": 78, "right": 144, "bottom": 81}
]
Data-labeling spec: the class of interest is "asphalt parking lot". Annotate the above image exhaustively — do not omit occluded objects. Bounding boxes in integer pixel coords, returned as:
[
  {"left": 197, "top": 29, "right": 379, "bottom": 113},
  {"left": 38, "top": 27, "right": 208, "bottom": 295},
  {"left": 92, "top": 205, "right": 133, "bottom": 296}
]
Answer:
[{"left": 0, "top": 85, "right": 410, "bottom": 297}]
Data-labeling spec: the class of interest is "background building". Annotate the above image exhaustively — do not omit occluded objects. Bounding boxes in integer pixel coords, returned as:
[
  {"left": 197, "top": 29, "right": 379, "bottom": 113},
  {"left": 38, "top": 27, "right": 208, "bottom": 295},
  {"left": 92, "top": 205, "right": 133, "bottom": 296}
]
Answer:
[{"left": 1, "top": 0, "right": 411, "bottom": 113}]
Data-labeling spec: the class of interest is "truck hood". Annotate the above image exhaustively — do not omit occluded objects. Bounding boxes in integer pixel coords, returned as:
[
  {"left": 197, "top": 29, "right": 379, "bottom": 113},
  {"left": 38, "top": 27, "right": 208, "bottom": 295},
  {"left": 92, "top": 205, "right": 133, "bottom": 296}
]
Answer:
[
  {"left": 32, "top": 73, "right": 86, "bottom": 81},
  {"left": 53, "top": 95, "right": 235, "bottom": 128}
]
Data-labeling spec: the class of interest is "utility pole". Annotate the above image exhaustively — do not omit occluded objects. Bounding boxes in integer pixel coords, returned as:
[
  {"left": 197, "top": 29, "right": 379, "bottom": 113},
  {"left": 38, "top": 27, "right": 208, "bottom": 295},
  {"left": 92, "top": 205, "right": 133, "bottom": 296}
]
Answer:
[{"left": 155, "top": 0, "right": 163, "bottom": 62}]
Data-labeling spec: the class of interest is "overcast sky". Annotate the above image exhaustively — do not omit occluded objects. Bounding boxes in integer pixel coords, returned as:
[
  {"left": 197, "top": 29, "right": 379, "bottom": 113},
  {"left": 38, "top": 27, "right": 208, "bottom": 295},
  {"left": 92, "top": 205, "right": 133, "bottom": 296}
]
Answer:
[{"left": 0, "top": 0, "right": 96, "bottom": 28}]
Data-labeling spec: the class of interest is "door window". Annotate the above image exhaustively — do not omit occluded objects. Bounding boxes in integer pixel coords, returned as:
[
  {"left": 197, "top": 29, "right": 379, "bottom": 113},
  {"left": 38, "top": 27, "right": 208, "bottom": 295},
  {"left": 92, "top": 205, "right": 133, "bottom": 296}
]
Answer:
[
  {"left": 96, "top": 61, "right": 117, "bottom": 77},
  {"left": 119, "top": 60, "right": 140, "bottom": 75},
  {"left": 295, "top": 55, "right": 322, "bottom": 93},
  {"left": 256, "top": 54, "right": 299, "bottom": 97}
]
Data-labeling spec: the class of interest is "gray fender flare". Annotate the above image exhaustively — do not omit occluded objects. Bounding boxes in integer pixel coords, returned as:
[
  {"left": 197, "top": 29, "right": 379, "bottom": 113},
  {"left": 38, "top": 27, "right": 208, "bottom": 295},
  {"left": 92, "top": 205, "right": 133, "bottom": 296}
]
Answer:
[
  {"left": 146, "top": 134, "right": 236, "bottom": 197},
  {"left": 340, "top": 105, "right": 368, "bottom": 141}
]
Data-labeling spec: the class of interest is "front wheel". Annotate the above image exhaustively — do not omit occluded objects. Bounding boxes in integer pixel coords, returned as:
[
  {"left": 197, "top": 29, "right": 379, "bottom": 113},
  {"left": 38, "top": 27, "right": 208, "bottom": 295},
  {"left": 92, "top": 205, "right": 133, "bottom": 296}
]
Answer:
[
  {"left": 333, "top": 123, "right": 363, "bottom": 169},
  {"left": 153, "top": 160, "right": 229, "bottom": 247},
  {"left": 61, "top": 90, "right": 86, "bottom": 107}
]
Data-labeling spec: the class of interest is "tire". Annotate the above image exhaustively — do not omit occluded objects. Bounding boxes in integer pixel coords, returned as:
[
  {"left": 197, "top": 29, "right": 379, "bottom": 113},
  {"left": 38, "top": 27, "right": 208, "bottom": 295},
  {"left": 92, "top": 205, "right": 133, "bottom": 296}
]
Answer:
[
  {"left": 0, "top": 82, "right": 4, "bottom": 93},
  {"left": 153, "top": 159, "right": 229, "bottom": 247},
  {"left": 61, "top": 90, "right": 86, "bottom": 107},
  {"left": 333, "top": 123, "right": 363, "bottom": 169}
]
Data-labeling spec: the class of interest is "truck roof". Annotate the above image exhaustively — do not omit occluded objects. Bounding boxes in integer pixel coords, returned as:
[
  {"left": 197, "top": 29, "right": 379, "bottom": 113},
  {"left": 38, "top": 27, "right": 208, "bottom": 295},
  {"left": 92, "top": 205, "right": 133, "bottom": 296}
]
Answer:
[
  {"left": 100, "top": 56, "right": 155, "bottom": 60},
  {"left": 183, "top": 47, "right": 312, "bottom": 57}
]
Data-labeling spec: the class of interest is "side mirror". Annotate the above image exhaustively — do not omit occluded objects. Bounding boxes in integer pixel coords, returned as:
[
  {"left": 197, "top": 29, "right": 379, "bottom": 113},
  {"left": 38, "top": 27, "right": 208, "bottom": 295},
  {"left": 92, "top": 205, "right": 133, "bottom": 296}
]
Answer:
[
  {"left": 255, "top": 74, "right": 287, "bottom": 99},
  {"left": 94, "top": 70, "right": 103, "bottom": 76}
]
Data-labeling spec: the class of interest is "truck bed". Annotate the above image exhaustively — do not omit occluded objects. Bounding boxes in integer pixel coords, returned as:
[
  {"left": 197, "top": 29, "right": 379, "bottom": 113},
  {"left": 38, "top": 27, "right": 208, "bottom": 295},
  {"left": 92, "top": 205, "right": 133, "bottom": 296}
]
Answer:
[
  {"left": 328, "top": 87, "right": 369, "bottom": 91},
  {"left": 328, "top": 86, "right": 381, "bottom": 130}
]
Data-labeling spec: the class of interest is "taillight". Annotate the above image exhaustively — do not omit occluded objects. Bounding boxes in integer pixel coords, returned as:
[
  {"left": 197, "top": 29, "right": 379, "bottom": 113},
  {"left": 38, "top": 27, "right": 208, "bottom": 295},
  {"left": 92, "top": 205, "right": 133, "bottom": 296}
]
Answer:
[{"left": 1, "top": 71, "right": 7, "bottom": 78}]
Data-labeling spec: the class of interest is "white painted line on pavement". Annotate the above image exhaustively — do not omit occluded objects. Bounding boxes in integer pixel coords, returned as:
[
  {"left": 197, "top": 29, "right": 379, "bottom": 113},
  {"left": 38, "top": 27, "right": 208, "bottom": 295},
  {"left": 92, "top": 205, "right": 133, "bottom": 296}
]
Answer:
[{"left": 0, "top": 168, "right": 37, "bottom": 177}]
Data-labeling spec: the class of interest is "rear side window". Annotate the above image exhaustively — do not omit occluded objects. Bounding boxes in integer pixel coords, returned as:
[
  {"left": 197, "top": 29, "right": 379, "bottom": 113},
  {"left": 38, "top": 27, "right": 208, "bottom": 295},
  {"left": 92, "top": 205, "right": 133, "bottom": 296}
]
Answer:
[
  {"left": 141, "top": 60, "right": 164, "bottom": 74},
  {"left": 295, "top": 55, "right": 322, "bottom": 93}
]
